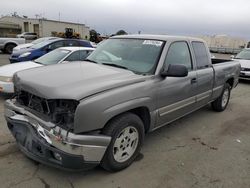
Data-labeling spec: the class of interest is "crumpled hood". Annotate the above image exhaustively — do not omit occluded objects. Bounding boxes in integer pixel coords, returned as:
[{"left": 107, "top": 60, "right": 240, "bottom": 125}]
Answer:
[
  {"left": 0, "top": 61, "right": 42, "bottom": 77},
  {"left": 235, "top": 59, "right": 250, "bottom": 69},
  {"left": 14, "top": 62, "right": 146, "bottom": 100}
]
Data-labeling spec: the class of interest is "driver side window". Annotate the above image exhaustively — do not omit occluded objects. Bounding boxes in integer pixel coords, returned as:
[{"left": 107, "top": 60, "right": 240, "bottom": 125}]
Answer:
[
  {"left": 164, "top": 42, "right": 192, "bottom": 71},
  {"left": 48, "top": 41, "right": 64, "bottom": 50},
  {"left": 65, "top": 51, "right": 90, "bottom": 61},
  {"left": 65, "top": 51, "right": 81, "bottom": 61}
]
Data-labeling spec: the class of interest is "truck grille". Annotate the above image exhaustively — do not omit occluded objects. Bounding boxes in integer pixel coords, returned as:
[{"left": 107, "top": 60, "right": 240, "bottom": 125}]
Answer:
[
  {"left": 15, "top": 90, "right": 79, "bottom": 131},
  {"left": 16, "top": 90, "right": 52, "bottom": 115},
  {"left": 240, "top": 73, "right": 250, "bottom": 78},
  {"left": 241, "top": 67, "right": 250, "bottom": 71}
]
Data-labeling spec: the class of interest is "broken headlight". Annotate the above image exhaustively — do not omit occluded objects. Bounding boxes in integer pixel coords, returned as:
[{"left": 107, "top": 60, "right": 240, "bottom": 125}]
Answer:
[
  {"left": 15, "top": 90, "right": 79, "bottom": 131},
  {"left": 50, "top": 99, "right": 79, "bottom": 131}
]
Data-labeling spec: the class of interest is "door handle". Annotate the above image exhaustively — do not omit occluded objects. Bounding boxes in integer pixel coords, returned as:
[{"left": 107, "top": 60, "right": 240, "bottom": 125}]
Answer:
[{"left": 191, "top": 78, "right": 197, "bottom": 84}]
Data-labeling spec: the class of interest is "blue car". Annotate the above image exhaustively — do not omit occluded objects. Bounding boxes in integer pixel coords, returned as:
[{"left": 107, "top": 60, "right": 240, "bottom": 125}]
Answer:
[{"left": 9, "top": 38, "right": 93, "bottom": 63}]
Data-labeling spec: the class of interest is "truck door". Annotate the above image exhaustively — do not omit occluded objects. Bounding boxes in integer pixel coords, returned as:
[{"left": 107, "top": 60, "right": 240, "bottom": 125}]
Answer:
[
  {"left": 156, "top": 41, "right": 197, "bottom": 127},
  {"left": 191, "top": 42, "right": 214, "bottom": 107}
]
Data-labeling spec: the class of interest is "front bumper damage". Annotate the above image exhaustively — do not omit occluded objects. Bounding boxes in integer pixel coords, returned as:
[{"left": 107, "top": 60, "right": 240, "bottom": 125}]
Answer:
[{"left": 4, "top": 99, "right": 111, "bottom": 170}]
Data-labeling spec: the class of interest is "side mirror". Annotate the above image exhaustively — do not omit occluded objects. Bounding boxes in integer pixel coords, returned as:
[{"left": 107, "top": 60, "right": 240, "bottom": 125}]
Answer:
[
  {"left": 161, "top": 64, "right": 188, "bottom": 77},
  {"left": 230, "top": 55, "right": 235, "bottom": 59}
]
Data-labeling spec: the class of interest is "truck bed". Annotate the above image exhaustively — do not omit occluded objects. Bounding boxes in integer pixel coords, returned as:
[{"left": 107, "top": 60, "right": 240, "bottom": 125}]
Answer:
[
  {"left": 212, "top": 59, "right": 240, "bottom": 101},
  {"left": 212, "top": 58, "right": 232, "bottom": 64}
]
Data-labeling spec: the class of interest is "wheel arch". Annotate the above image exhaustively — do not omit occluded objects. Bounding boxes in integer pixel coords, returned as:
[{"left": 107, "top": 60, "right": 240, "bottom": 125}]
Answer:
[
  {"left": 226, "top": 77, "right": 234, "bottom": 88},
  {"left": 4, "top": 42, "right": 17, "bottom": 50},
  {"left": 103, "top": 106, "right": 152, "bottom": 134}
]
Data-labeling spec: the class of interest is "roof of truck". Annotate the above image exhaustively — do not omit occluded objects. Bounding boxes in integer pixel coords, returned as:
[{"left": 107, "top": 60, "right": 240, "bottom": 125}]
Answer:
[{"left": 112, "top": 34, "right": 205, "bottom": 42}]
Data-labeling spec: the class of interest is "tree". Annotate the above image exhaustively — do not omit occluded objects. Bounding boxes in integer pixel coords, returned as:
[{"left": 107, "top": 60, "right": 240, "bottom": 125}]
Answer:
[
  {"left": 89, "top": 29, "right": 102, "bottom": 43},
  {"left": 116, "top": 30, "right": 127, "bottom": 35}
]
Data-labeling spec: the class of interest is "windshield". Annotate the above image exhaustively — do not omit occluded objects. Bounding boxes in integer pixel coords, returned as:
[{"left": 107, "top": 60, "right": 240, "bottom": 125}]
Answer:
[
  {"left": 34, "top": 49, "right": 70, "bottom": 65},
  {"left": 86, "top": 38, "right": 164, "bottom": 74},
  {"left": 235, "top": 50, "right": 250, "bottom": 60}
]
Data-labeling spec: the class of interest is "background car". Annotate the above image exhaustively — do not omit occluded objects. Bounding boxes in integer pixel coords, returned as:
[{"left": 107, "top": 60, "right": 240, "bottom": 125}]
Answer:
[
  {"left": 17, "top": 32, "right": 38, "bottom": 40},
  {"left": 0, "top": 46, "right": 94, "bottom": 93},
  {"left": 9, "top": 38, "right": 93, "bottom": 63},
  {"left": 13, "top": 37, "right": 59, "bottom": 51},
  {"left": 0, "top": 37, "right": 25, "bottom": 54},
  {"left": 233, "top": 48, "right": 250, "bottom": 80}
]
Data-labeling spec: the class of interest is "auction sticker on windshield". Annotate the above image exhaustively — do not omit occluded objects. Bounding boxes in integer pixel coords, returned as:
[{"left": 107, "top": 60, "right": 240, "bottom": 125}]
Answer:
[{"left": 143, "top": 40, "right": 163, "bottom": 47}]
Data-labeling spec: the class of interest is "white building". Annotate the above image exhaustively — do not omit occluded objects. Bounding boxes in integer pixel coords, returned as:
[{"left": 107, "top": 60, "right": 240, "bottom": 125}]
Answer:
[
  {"left": 0, "top": 16, "right": 90, "bottom": 39},
  {"left": 197, "top": 35, "right": 247, "bottom": 54},
  {"left": 198, "top": 35, "right": 246, "bottom": 49}
]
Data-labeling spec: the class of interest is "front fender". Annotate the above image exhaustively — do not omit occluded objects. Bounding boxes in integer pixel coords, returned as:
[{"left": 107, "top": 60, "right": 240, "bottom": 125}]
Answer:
[{"left": 73, "top": 79, "right": 157, "bottom": 133}]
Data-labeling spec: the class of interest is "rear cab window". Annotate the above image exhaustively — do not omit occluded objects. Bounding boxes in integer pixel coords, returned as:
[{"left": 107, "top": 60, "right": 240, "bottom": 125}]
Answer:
[{"left": 192, "top": 42, "right": 210, "bottom": 69}]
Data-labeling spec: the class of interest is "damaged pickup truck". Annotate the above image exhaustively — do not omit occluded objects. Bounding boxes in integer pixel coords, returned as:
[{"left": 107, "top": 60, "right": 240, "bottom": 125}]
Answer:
[{"left": 5, "top": 35, "right": 240, "bottom": 172}]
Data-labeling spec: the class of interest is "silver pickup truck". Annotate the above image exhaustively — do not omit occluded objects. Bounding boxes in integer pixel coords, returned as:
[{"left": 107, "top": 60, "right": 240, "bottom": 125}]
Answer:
[
  {"left": 5, "top": 35, "right": 240, "bottom": 171},
  {"left": 0, "top": 38, "right": 25, "bottom": 54}
]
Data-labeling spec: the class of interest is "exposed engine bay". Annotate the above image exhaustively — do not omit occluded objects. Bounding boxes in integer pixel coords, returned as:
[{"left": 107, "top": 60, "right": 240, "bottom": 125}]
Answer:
[{"left": 15, "top": 90, "right": 78, "bottom": 131}]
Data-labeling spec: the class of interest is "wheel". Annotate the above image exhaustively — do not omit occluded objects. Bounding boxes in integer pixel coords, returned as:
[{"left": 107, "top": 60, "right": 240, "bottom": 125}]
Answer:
[
  {"left": 4, "top": 43, "right": 16, "bottom": 54},
  {"left": 211, "top": 83, "right": 231, "bottom": 112},
  {"left": 101, "top": 113, "right": 145, "bottom": 172}
]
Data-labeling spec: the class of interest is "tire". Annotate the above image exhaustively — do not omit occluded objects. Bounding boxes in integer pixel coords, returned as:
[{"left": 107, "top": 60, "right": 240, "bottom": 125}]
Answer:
[
  {"left": 4, "top": 43, "right": 16, "bottom": 54},
  {"left": 211, "top": 83, "right": 231, "bottom": 112},
  {"left": 101, "top": 113, "right": 145, "bottom": 172}
]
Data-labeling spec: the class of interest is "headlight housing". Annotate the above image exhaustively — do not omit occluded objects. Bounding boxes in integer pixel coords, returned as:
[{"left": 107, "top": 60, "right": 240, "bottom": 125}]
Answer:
[
  {"left": 19, "top": 52, "right": 31, "bottom": 58},
  {"left": 0, "top": 76, "right": 13, "bottom": 82}
]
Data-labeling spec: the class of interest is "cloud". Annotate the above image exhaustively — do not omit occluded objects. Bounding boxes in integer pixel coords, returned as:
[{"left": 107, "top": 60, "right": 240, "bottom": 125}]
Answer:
[{"left": 1, "top": 0, "right": 250, "bottom": 39}]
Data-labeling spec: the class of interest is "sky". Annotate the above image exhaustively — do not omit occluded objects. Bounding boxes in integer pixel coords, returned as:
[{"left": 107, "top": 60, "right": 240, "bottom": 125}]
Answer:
[{"left": 1, "top": 0, "right": 250, "bottom": 39}]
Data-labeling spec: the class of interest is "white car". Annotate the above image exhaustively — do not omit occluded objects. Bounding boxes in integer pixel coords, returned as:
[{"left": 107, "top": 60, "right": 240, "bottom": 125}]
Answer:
[
  {"left": 234, "top": 48, "right": 250, "bottom": 80},
  {"left": 0, "top": 46, "right": 94, "bottom": 93},
  {"left": 13, "top": 37, "right": 59, "bottom": 52},
  {"left": 17, "top": 32, "right": 38, "bottom": 40},
  {"left": 0, "top": 38, "right": 25, "bottom": 54}
]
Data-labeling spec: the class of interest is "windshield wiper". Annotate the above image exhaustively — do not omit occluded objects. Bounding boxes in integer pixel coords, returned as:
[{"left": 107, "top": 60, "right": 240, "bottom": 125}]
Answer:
[
  {"left": 85, "top": 59, "right": 98, "bottom": 64},
  {"left": 102, "top": 63, "right": 146, "bottom": 75},
  {"left": 102, "top": 63, "right": 128, "bottom": 70}
]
